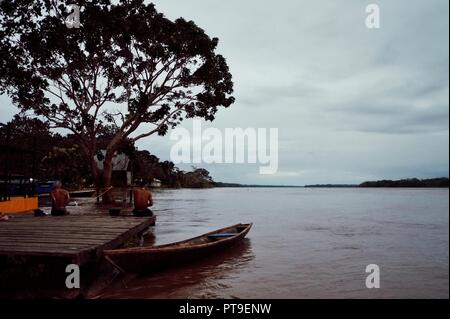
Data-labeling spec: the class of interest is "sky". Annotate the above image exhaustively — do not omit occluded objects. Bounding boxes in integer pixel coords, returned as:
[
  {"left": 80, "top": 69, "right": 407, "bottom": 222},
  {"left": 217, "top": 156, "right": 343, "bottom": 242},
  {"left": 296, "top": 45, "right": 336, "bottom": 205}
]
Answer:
[{"left": 0, "top": 0, "right": 448, "bottom": 185}]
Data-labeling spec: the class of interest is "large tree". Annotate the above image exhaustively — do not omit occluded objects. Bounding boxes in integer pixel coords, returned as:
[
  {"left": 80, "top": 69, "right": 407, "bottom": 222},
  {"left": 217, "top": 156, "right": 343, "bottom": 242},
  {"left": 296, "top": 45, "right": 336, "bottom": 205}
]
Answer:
[{"left": 0, "top": 0, "right": 234, "bottom": 202}]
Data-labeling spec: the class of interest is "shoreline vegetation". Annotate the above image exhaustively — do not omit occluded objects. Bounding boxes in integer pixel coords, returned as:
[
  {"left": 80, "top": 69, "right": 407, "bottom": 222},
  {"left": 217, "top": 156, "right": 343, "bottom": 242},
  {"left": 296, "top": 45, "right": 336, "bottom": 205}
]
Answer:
[
  {"left": 0, "top": 116, "right": 217, "bottom": 190},
  {"left": 358, "top": 177, "right": 449, "bottom": 188},
  {"left": 215, "top": 177, "right": 449, "bottom": 188},
  {"left": 1, "top": 118, "right": 448, "bottom": 191}
]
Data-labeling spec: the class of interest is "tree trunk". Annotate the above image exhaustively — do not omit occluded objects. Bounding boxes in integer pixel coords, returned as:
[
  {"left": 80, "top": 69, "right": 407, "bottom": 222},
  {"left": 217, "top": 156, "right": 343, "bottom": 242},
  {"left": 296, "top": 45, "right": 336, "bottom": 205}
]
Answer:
[
  {"left": 84, "top": 149, "right": 102, "bottom": 202},
  {"left": 79, "top": 140, "right": 100, "bottom": 189},
  {"left": 101, "top": 152, "right": 114, "bottom": 204},
  {"left": 90, "top": 155, "right": 99, "bottom": 185}
]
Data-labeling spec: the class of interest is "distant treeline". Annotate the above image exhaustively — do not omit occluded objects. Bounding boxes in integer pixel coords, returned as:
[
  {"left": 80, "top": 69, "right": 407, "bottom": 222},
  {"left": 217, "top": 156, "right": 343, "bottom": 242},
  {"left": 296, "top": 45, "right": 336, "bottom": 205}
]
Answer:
[
  {"left": 359, "top": 178, "right": 449, "bottom": 188},
  {"left": 213, "top": 182, "right": 243, "bottom": 187},
  {"left": 216, "top": 178, "right": 449, "bottom": 188},
  {"left": 214, "top": 182, "right": 303, "bottom": 188},
  {"left": 304, "top": 184, "right": 358, "bottom": 188}
]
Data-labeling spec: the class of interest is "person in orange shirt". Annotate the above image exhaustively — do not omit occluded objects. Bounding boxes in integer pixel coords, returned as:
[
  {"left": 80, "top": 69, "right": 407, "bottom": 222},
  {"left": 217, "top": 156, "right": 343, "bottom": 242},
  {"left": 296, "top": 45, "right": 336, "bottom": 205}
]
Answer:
[
  {"left": 50, "top": 181, "right": 70, "bottom": 216},
  {"left": 132, "top": 180, "right": 154, "bottom": 217}
]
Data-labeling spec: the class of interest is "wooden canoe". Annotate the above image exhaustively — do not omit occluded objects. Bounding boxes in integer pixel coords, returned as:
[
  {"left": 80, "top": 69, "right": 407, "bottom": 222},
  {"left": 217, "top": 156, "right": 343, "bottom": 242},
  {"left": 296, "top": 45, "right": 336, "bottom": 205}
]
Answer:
[{"left": 103, "top": 223, "right": 252, "bottom": 273}]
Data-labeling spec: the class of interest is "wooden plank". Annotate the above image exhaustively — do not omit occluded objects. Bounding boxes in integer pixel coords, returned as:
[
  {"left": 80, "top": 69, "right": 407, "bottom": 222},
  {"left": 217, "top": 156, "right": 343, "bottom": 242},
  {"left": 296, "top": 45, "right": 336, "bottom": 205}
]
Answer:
[
  {"left": 0, "top": 232, "right": 117, "bottom": 240},
  {"left": 0, "top": 233, "right": 127, "bottom": 240},
  {"left": 93, "top": 218, "right": 155, "bottom": 257},
  {"left": 0, "top": 223, "right": 133, "bottom": 229},
  {"left": 21, "top": 216, "right": 143, "bottom": 220},
  {"left": 0, "top": 233, "right": 115, "bottom": 242},
  {"left": 5, "top": 218, "right": 148, "bottom": 225},
  {"left": 3, "top": 220, "right": 146, "bottom": 227},
  {"left": 0, "top": 242, "right": 96, "bottom": 250},
  {"left": 3, "top": 218, "right": 147, "bottom": 226},
  {"left": 0, "top": 246, "right": 84, "bottom": 253},
  {"left": 0, "top": 248, "right": 78, "bottom": 257},
  {"left": 5, "top": 217, "right": 147, "bottom": 224},
  {"left": 0, "top": 225, "right": 134, "bottom": 231},
  {"left": 0, "top": 233, "right": 111, "bottom": 240},
  {"left": 0, "top": 247, "right": 91, "bottom": 264},
  {"left": 4, "top": 223, "right": 145, "bottom": 228},
  {"left": 0, "top": 231, "right": 127, "bottom": 238},
  {"left": 0, "top": 226, "right": 141, "bottom": 232},
  {"left": 0, "top": 237, "right": 111, "bottom": 245},
  {"left": 0, "top": 215, "right": 154, "bottom": 266},
  {"left": 0, "top": 228, "right": 125, "bottom": 235}
]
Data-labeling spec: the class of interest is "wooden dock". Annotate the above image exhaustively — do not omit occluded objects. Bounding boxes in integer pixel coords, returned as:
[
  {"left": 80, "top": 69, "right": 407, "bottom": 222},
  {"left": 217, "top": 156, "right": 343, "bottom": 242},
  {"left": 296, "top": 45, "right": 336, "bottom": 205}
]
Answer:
[{"left": 0, "top": 214, "right": 155, "bottom": 265}]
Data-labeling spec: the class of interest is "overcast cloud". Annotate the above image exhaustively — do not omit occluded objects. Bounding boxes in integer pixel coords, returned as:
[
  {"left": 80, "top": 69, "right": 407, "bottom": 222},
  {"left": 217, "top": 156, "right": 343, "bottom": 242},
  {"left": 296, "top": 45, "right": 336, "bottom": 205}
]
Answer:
[{"left": 0, "top": 0, "right": 448, "bottom": 185}]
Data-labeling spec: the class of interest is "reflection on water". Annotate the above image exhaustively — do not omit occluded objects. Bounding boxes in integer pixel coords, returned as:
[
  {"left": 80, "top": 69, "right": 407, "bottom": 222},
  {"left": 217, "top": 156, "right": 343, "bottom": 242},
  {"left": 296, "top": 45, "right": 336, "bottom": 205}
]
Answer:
[
  {"left": 69, "top": 188, "right": 448, "bottom": 299},
  {"left": 100, "top": 239, "right": 254, "bottom": 299}
]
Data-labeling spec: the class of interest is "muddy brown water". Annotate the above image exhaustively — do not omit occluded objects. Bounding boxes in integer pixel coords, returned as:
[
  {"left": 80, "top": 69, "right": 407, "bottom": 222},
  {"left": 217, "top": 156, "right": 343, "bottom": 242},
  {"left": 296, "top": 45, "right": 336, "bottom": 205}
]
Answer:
[{"left": 54, "top": 188, "right": 449, "bottom": 298}]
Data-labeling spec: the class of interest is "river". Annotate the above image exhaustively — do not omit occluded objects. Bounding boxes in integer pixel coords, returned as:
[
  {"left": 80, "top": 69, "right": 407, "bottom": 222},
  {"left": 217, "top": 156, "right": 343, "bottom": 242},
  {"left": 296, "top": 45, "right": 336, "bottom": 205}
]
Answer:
[{"left": 97, "top": 187, "right": 449, "bottom": 299}]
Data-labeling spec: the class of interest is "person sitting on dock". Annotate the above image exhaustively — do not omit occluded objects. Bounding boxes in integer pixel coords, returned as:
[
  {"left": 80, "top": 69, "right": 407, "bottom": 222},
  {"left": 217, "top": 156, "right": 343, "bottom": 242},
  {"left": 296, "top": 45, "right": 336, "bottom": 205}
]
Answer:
[
  {"left": 50, "top": 181, "right": 70, "bottom": 216},
  {"left": 132, "top": 180, "right": 154, "bottom": 217}
]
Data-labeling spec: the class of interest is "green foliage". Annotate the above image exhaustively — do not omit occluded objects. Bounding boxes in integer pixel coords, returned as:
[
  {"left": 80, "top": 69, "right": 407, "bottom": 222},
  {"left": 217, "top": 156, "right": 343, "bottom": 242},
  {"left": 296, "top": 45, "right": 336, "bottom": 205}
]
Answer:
[
  {"left": 0, "top": 0, "right": 234, "bottom": 139},
  {"left": 2, "top": 115, "right": 215, "bottom": 189},
  {"left": 0, "top": 0, "right": 234, "bottom": 191},
  {"left": 133, "top": 151, "right": 215, "bottom": 188},
  {"left": 40, "top": 145, "right": 92, "bottom": 187},
  {"left": 360, "top": 178, "right": 449, "bottom": 188},
  {"left": 181, "top": 167, "right": 214, "bottom": 188},
  {"left": 0, "top": 115, "right": 55, "bottom": 179}
]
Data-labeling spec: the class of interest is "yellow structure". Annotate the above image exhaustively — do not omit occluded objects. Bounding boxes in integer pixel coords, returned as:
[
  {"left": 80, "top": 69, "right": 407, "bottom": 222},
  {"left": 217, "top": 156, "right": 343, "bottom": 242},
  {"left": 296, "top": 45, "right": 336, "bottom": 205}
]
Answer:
[{"left": 0, "top": 196, "right": 38, "bottom": 214}]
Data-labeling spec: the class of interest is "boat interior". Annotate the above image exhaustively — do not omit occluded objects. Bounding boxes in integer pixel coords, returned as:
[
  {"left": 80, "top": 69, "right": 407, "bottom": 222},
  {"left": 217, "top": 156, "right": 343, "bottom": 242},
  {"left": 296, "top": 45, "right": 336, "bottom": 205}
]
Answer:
[
  {"left": 136, "top": 223, "right": 252, "bottom": 249},
  {"left": 174, "top": 223, "right": 251, "bottom": 245}
]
